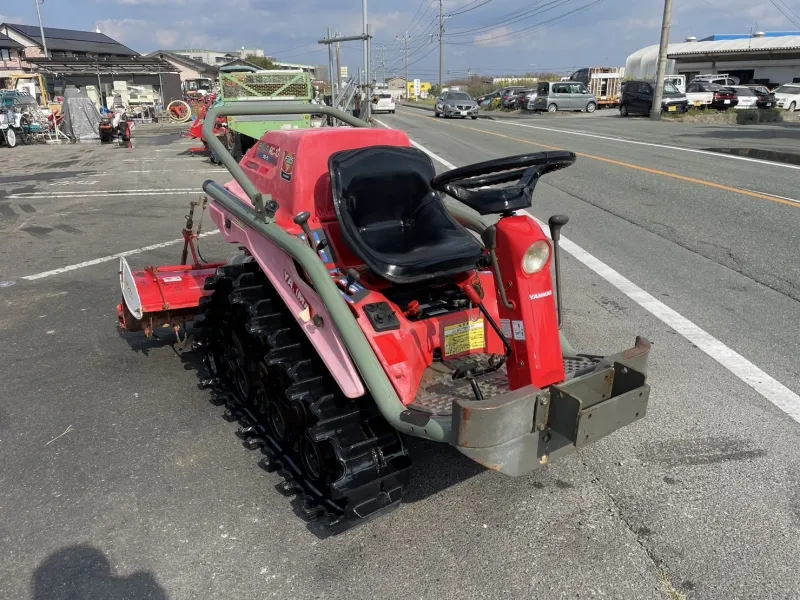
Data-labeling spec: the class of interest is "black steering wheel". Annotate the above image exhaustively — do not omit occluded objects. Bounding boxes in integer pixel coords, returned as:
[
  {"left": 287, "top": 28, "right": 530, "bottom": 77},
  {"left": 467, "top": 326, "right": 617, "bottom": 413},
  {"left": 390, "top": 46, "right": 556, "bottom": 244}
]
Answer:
[{"left": 431, "top": 150, "right": 576, "bottom": 215}]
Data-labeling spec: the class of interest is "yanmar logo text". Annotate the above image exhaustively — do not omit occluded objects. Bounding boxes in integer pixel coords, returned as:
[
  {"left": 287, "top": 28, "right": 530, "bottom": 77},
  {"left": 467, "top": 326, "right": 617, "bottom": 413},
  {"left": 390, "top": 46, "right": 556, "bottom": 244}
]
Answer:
[
  {"left": 284, "top": 269, "right": 308, "bottom": 309},
  {"left": 530, "top": 290, "right": 553, "bottom": 301}
]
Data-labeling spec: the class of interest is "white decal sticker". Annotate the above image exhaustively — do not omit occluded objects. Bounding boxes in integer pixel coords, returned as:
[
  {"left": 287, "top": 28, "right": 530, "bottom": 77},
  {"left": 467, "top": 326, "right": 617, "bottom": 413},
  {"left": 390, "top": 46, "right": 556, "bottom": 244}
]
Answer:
[
  {"left": 162, "top": 276, "right": 182, "bottom": 283},
  {"left": 500, "top": 318, "right": 512, "bottom": 339},
  {"left": 530, "top": 290, "right": 553, "bottom": 300},
  {"left": 512, "top": 320, "right": 526, "bottom": 341}
]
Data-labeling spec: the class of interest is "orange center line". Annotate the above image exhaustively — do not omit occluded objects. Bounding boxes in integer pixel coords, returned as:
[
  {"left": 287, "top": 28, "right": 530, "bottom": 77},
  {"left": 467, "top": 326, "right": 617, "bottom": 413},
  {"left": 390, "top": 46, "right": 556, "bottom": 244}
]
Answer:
[{"left": 424, "top": 116, "right": 799, "bottom": 210}]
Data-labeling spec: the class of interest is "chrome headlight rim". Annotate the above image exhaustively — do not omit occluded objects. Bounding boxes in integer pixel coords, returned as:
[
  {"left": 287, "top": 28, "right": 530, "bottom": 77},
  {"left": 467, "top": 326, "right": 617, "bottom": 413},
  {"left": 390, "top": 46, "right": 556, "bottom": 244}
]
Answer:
[{"left": 522, "top": 240, "right": 551, "bottom": 275}]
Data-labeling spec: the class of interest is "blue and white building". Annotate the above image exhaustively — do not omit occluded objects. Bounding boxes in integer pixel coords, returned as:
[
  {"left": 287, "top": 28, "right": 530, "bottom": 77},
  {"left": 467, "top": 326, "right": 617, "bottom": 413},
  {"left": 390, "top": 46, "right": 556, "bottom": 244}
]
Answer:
[{"left": 626, "top": 31, "right": 800, "bottom": 86}]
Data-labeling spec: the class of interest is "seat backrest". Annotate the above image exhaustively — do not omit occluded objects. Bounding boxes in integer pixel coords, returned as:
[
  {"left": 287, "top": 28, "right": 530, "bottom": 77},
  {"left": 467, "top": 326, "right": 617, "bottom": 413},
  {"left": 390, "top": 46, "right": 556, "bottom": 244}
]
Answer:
[{"left": 330, "top": 145, "right": 438, "bottom": 233}]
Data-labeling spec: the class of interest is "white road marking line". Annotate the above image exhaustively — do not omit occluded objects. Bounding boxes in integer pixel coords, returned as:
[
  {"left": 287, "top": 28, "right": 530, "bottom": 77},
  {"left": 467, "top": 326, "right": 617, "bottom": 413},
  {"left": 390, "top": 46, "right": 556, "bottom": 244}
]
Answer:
[
  {"left": 554, "top": 234, "right": 800, "bottom": 422},
  {"left": 375, "top": 116, "right": 800, "bottom": 423},
  {"left": 50, "top": 180, "right": 99, "bottom": 186},
  {"left": 742, "top": 189, "right": 800, "bottom": 205},
  {"left": 10, "top": 192, "right": 200, "bottom": 199},
  {"left": 455, "top": 112, "right": 800, "bottom": 172},
  {"left": 93, "top": 169, "right": 226, "bottom": 175},
  {"left": 21, "top": 232, "right": 220, "bottom": 281},
  {"left": 11, "top": 188, "right": 197, "bottom": 196},
  {"left": 122, "top": 158, "right": 205, "bottom": 162},
  {"left": 9, "top": 188, "right": 200, "bottom": 199}
]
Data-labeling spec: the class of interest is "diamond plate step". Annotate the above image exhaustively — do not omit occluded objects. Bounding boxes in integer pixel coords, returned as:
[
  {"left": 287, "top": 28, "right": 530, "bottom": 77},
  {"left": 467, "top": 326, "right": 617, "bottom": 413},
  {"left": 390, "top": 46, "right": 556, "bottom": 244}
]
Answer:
[{"left": 408, "top": 355, "right": 600, "bottom": 416}]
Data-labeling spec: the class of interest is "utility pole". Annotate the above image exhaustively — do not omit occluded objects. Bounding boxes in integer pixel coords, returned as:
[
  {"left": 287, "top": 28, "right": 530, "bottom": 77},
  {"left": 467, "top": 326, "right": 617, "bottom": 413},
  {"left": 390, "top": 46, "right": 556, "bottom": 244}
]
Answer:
[
  {"left": 335, "top": 32, "right": 342, "bottom": 91},
  {"left": 327, "top": 27, "right": 335, "bottom": 96},
  {"left": 34, "top": 0, "right": 48, "bottom": 58},
  {"left": 397, "top": 31, "right": 409, "bottom": 99},
  {"left": 365, "top": 23, "right": 371, "bottom": 120},
  {"left": 374, "top": 44, "right": 386, "bottom": 85},
  {"left": 362, "top": 0, "right": 368, "bottom": 87},
  {"left": 650, "top": 0, "right": 673, "bottom": 121},
  {"left": 438, "top": 0, "right": 444, "bottom": 91}
]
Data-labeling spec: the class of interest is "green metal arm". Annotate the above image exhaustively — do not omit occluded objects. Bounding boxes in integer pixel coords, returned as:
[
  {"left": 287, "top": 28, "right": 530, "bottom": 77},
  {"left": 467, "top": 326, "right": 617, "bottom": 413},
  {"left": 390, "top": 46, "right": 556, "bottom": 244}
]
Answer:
[{"left": 202, "top": 103, "right": 367, "bottom": 204}]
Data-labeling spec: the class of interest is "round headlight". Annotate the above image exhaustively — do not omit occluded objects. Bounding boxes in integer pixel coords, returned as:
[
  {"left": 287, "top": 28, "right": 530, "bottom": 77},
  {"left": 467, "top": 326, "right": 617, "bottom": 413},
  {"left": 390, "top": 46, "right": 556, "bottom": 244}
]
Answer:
[{"left": 522, "top": 240, "right": 550, "bottom": 275}]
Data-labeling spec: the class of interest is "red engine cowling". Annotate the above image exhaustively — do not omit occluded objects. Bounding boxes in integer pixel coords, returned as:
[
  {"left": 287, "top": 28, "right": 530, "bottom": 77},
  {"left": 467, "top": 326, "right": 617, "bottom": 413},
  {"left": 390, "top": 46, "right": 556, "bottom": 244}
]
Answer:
[{"left": 224, "top": 127, "right": 413, "bottom": 237}]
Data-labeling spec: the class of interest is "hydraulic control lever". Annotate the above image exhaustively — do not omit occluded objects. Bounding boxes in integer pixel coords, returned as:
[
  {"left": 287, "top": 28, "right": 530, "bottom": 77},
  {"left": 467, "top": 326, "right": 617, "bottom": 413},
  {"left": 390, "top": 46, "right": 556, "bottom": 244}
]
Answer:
[
  {"left": 480, "top": 225, "right": 514, "bottom": 310},
  {"left": 548, "top": 215, "right": 569, "bottom": 329},
  {"left": 344, "top": 268, "right": 361, "bottom": 295},
  {"left": 293, "top": 211, "right": 328, "bottom": 252}
]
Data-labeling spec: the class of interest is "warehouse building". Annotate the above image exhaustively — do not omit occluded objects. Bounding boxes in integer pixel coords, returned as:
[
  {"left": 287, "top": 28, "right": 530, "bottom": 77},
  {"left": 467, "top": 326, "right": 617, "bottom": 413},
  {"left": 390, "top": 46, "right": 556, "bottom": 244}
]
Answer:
[{"left": 626, "top": 31, "right": 800, "bottom": 87}]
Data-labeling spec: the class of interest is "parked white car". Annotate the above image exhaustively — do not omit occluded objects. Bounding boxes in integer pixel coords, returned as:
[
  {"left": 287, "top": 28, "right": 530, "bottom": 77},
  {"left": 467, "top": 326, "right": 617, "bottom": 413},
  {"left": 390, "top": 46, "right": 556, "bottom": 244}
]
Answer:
[
  {"left": 729, "top": 86, "right": 759, "bottom": 109},
  {"left": 524, "top": 91, "right": 538, "bottom": 110},
  {"left": 371, "top": 93, "right": 396, "bottom": 114},
  {"left": 685, "top": 81, "right": 738, "bottom": 109},
  {"left": 773, "top": 84, "right": 800, "bottom": 111}
]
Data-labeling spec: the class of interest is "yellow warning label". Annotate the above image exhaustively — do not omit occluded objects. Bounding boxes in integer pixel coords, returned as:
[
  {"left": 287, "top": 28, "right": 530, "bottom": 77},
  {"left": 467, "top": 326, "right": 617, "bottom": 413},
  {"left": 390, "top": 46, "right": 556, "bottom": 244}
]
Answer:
[{"left": 444, "top": 319, "right": 485, "bottom": 357}]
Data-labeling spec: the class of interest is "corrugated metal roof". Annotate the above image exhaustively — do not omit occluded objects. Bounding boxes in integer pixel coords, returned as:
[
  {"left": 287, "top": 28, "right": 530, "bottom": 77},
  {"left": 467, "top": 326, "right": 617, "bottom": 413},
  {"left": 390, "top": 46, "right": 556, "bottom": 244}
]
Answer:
[
  {"left": 0, "top": 33, "right": 22, "bottom": 48},
  {"left": 4, "top": 23, "right": 138, "bottom": 56},
  {"left": 668, "top": 36, "right": 800, "bottom": 56},
  {"left": 147, "top": 51, "right": 219, "bottom": 74},
  {"left": 27, "top": 56, "right": 179, "bottom": 75}
]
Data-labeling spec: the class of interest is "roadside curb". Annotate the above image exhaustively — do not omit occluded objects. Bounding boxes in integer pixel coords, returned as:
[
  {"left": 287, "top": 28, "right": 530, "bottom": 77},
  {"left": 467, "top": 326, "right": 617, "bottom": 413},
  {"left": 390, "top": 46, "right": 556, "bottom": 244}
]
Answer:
[{"left": 706, "top": 146, "right": 800, "bottom": 166}]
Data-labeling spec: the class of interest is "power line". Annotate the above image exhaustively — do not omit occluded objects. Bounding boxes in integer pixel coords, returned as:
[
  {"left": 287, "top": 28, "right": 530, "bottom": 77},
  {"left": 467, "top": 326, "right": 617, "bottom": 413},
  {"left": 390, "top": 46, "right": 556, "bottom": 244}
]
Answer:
[
  {"left": 396, "top": 0, "right": 435, "bottom": 39},
  {"left": 264, "top": 41, "right": 318, "bottom": 56},
  {"left": 769, "top": 0, "right": 800, "bottom": 27},
  {"left": 445, "top": 0, "right": 579, "bottom": 37},
  {"left": 278, "top": 47, "right": 327, "bottom": 60},
  {"left": 449, "top": 0, "right": 496, "bottom": 16},
  {"left": 446, "top": 0, "right": 605, "bottom": 45}
]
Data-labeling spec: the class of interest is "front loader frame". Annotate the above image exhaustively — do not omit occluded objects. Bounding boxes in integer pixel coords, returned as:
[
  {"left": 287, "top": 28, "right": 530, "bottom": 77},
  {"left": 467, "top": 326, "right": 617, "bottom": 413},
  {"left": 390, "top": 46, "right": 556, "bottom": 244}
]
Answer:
[{"left": 201, "top": 104, "right": 650, "bottom": 472}]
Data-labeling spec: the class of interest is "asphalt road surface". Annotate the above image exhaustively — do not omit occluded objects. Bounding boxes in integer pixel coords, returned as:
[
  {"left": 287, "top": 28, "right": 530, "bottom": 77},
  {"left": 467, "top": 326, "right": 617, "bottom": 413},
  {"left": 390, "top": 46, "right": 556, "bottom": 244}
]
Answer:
[{"left": 1, "top": 114, "right": 799, "bottom": 600}]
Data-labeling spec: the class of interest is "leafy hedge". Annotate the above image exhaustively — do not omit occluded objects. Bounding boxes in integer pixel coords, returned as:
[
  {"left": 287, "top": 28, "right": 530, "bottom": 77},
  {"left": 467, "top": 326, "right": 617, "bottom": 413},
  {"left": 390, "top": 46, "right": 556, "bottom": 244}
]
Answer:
[{"left": 735, "top": 109, "right": 783, "bottom": 124}]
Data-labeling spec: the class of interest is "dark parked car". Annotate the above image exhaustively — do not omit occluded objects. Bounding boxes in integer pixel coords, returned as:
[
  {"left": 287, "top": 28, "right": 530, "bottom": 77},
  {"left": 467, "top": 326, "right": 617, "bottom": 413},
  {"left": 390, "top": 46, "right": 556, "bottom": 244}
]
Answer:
[
  {"left": 475, "top": 91, "right": 499, "bottom": 106},
  {"left": 476, "top": 86, "right": 525, "bottom": 108},
  {"left": 619, "top": 80, "right": 688, "bottom": 116},
  {"left": 745, "top": 85, "right": 777, "bottom": 108},
  {"left": 499, "top": 86, "right": 527, "bottom": 108},
  {"left": 508, "top": 89, "right": 533, "bottom": 109}
]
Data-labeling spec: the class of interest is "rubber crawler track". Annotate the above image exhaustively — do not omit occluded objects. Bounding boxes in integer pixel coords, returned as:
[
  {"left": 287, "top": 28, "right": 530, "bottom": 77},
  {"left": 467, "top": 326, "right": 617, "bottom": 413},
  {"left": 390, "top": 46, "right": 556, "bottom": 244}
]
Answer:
[{"left": 197, "top": 261, "right": 412, "bottom": 534}]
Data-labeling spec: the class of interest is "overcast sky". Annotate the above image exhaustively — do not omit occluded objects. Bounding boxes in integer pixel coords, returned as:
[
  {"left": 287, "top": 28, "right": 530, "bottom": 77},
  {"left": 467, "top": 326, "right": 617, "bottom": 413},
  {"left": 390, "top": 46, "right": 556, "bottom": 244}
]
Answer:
[{"left": 3, "top": 0, "right": 799, "bottom": 78}]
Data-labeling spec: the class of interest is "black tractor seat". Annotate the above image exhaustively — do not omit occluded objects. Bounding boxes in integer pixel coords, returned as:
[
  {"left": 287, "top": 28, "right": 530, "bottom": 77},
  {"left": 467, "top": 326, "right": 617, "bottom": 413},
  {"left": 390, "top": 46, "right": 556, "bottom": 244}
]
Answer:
[{"left": 329, "top": 146, "right": 484, "bottom": 284}]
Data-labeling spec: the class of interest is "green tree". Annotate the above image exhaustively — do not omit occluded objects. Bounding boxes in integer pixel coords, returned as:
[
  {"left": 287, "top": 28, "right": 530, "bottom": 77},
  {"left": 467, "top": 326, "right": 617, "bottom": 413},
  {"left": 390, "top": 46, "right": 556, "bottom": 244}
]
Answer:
[{"left": 245, "top": 55, "right": 276, "bottom": 70}]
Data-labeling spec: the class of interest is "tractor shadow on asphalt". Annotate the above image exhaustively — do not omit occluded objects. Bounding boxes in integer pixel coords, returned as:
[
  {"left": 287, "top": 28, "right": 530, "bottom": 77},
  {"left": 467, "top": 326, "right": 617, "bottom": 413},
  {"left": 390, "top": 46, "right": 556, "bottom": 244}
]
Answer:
[
  {"left": 32, "top": 544, "right": 168, "bottom": 600},
  {"left": 403, "top": 437, "right": 486, "bottom": 502}
]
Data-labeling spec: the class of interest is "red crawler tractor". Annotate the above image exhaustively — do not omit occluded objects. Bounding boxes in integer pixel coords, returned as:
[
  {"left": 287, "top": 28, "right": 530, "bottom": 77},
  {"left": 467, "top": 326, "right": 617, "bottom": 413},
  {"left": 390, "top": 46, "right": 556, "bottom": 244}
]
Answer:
[{"left": 117, "top": 104, "right": 651, "bottom": 533}]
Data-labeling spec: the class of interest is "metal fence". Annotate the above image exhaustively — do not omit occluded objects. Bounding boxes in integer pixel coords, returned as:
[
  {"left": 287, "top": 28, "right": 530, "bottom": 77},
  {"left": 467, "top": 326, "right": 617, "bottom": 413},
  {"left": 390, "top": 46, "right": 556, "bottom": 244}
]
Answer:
[{"left": 220, "top": 70, "right": 313, "bottom": 102}]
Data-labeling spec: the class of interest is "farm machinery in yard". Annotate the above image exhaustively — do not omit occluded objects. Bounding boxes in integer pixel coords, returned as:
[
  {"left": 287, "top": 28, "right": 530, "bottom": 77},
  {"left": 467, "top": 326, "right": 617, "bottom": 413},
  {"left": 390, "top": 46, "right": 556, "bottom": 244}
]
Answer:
[
  {"left": 187, "top": 70, "right": 314, "bottom": 161},
  {"left": 117, "top": 103, "right": 651, "bottom": 533}
]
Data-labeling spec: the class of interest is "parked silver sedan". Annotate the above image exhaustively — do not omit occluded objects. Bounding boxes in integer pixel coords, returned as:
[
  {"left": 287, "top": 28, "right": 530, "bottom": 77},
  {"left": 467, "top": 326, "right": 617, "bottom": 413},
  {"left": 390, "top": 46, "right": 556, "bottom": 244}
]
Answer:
[{"left": 434, "top": 91, "right": 479, "bottom": 119}]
